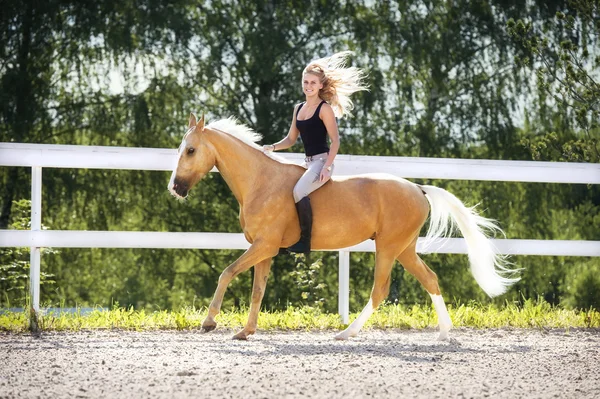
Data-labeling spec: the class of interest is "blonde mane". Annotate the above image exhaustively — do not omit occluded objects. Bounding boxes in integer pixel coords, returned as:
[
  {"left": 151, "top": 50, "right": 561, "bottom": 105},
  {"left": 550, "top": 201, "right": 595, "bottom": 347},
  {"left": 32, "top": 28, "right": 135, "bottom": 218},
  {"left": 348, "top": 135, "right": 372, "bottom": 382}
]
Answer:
[{"left": 207, "top": 118, "right": 292, "bottom": 163}]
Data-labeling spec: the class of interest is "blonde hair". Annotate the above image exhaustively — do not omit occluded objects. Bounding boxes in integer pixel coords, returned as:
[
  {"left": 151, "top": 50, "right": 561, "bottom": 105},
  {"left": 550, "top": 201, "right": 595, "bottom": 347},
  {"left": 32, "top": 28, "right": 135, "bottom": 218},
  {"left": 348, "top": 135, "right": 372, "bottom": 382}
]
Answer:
[{"left": 303, "top": 51, "right": 369, "bottom": 118}]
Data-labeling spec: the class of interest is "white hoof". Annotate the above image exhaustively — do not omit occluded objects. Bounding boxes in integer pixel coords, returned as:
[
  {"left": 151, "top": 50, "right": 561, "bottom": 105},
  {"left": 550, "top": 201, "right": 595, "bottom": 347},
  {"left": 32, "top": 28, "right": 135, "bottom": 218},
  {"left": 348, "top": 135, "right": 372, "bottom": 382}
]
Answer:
[
  {"left": 335, "top": 329, "right": 357, "bottom": 340},
  {"left": 438, "top": 324, "right": 452, "bottom": 341}
]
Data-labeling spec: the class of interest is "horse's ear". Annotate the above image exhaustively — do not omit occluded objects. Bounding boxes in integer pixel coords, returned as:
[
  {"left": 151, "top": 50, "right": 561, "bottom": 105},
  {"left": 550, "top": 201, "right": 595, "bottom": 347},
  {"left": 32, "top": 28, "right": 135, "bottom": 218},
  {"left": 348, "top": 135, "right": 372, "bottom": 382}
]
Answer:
[
  {"left": 188, "top": 113, "right": 197, "bottom": 129},
  {"left": 198, "top": 113, "right": 205, "bottom": 131}
]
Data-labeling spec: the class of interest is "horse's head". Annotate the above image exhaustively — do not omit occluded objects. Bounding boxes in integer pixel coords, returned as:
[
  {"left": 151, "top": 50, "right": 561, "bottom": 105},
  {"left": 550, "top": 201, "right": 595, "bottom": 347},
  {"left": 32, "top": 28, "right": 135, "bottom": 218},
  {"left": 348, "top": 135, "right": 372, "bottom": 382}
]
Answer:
[{"left": 168, "top": 113, "right": 216, "bottom": 199}]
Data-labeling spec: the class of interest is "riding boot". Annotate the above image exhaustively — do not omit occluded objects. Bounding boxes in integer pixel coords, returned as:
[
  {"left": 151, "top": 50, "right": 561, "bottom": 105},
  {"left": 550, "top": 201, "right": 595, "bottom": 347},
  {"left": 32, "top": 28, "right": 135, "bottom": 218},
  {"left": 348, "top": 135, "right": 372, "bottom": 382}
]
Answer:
[{"left": 287, "top": 197, "right": 312, "bottom": 254}]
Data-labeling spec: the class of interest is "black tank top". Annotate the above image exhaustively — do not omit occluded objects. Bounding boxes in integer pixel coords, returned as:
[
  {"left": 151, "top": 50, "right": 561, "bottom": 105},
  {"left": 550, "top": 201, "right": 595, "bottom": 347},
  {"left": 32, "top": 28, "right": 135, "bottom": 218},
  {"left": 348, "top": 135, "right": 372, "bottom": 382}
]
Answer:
[{"left": 296, "top": 101, "right": 330, "bottom": 156}]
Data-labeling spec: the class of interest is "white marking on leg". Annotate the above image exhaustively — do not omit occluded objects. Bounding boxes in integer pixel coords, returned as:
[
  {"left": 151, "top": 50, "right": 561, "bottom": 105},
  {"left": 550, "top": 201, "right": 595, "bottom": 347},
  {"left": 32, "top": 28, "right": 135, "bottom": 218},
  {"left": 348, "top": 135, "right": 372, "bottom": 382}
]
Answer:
[
  {"left": 335, "top": 298, "right": 374, "bottom": 340},
  {"left": 430, "top": 293, "right": 452, "bottom": 340}
]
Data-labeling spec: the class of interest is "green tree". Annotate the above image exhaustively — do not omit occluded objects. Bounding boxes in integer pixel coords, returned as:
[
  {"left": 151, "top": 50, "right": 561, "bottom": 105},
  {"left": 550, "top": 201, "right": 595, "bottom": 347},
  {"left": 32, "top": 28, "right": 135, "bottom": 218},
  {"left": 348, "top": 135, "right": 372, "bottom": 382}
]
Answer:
[
  {"left": 508, "top": 0, "right": 599, "bottom": 162},
  {"left": 0, "top": 0, "right": 195, "bottom": 227}
]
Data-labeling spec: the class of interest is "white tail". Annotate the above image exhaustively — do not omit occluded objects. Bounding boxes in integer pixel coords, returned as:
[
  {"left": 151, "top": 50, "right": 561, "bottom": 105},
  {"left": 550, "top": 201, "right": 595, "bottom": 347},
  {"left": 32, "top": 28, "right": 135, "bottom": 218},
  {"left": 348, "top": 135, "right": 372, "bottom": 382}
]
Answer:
[{"left": 419, "top": 185, "right": 520, "bottom": 297}]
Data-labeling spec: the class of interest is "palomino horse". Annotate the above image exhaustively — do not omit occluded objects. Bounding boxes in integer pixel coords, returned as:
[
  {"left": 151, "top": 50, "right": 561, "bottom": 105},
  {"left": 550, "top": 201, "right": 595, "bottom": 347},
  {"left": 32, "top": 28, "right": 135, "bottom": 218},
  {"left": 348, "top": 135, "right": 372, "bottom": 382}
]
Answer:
[{"left": 168, "top": 114, "right": 519, "bottom": 340}]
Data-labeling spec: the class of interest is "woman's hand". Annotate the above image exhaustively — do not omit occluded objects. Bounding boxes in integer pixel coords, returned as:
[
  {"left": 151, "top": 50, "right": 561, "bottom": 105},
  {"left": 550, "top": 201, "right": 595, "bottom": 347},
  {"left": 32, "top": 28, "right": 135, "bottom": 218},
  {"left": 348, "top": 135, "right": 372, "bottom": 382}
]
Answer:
[
  {"left": 320, "top": 166, "right": 332, "bottom": 183},
  {"left": 262, "top": 144, "right": 275, "bottom": 153}
]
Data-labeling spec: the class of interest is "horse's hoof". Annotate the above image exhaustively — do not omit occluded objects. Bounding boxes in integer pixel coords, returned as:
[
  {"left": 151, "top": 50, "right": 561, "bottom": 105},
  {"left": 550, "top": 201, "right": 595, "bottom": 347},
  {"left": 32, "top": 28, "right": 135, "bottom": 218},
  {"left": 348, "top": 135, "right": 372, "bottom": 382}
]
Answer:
[
  {"left": 201, "top": 323, "right": 217, "bottom": 333},
  {"left": 232, "top": 331, "right": 249, "bottom": 340},
  {"left": 438, "top": 324, "right": 452, "bottom": 341},
  {"left": 334, "top": 330, "right": 355, "bottom": 340}
]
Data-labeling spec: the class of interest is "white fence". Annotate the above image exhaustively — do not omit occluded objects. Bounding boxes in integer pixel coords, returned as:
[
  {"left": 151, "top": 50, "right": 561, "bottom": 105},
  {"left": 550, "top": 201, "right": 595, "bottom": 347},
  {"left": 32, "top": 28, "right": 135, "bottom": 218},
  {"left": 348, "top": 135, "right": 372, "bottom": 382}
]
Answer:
[{"left": 1, "top": 143, "right": 599, "bottom": 324}]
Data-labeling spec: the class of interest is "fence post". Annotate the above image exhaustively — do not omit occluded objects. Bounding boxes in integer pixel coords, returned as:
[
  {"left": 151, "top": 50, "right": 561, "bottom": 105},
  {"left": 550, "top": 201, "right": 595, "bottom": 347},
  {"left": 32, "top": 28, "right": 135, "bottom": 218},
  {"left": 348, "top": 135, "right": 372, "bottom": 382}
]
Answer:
[
  {"left": 338, "top": 250, "right": 350, "bottom": 324},
  {"left": 29, "top": 166, "right": 42, "bottom": 331}
]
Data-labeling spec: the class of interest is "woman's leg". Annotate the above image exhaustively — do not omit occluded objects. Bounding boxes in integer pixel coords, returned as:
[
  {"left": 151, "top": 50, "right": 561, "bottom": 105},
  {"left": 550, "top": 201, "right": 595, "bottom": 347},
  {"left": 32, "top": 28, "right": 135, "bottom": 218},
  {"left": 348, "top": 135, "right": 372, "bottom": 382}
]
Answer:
[
  {"left": 288, "top": 157, "right": 333, "bottom": 254},
  {"left": 293, "top": 158, "right": 333, "bottom": 202}
]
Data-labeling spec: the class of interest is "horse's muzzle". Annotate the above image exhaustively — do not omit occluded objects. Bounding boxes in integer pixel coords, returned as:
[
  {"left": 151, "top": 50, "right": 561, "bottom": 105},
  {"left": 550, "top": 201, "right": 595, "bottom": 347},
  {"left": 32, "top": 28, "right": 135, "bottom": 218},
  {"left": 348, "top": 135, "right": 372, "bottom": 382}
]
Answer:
[{"left": 171, "top": 180, "right": 189, "bottom": 198}]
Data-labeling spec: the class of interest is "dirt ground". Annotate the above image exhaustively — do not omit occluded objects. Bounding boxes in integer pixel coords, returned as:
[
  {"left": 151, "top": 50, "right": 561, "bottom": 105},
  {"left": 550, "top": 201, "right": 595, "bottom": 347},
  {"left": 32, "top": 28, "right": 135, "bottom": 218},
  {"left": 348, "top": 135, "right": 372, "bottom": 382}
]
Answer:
[{"left": 1, "top": 327, "right": 599, "bottom": 399}]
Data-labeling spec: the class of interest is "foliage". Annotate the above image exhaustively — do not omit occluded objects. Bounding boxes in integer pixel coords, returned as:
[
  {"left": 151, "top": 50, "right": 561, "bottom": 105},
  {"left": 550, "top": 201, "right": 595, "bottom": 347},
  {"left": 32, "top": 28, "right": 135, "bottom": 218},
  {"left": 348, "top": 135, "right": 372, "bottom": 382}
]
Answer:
[
  {"left": 507, "top": 0, "right": 600, "bottom": 162},
  {"left": 0, "top": 200, "right": 56, "bottom": 307},
  {"left": 0, "top": 1, "right": 598, "bottom": 313},
  {"left": 1, "top": 299, "right": 597, "bottom": 333},
  {"left": 562, "top": 260, "right": 600, "bottom": 309},
  {"left": 290, "top": 255, "right": 327, "bottom": 309}
]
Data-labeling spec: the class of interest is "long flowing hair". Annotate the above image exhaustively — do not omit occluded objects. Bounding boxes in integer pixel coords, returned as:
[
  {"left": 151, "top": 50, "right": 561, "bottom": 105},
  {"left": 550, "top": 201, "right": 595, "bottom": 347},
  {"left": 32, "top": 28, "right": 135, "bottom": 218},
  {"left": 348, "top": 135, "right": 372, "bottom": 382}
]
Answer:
[{"left": 303, "top": 51, "right": 369, "bottom": 118}]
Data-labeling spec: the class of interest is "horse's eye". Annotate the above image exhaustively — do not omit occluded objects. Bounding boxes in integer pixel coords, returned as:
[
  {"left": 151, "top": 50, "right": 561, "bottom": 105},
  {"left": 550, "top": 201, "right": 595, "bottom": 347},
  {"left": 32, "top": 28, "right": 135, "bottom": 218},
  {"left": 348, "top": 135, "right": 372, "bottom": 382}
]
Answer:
[{"left": 187, "top": 147, "right": 195, "bottom": 155}]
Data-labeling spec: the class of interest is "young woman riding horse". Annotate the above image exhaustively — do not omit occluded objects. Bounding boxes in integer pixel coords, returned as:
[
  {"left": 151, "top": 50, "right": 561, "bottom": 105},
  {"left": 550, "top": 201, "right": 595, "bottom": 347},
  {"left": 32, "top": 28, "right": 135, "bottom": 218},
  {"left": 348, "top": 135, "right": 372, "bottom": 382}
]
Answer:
[
  {"left": 168, "top": 56, "right": 519, "bottom": 341},
  {"left": 263, "top": 51, "right": 368, "bottom": 254}
]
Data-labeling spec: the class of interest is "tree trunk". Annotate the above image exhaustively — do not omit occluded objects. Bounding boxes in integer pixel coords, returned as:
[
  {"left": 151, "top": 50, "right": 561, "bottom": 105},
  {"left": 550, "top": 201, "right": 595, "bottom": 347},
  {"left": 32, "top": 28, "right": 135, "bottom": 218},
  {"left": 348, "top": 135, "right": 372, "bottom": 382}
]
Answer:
[{"left": 1, "top": 2, "right": 34, "bottom": 228}]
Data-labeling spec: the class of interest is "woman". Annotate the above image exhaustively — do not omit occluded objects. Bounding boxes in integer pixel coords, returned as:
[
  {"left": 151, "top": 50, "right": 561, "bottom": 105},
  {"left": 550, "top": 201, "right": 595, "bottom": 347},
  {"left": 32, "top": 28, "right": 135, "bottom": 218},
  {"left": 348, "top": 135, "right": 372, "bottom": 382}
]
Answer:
[{"left": 263, "top": 51, "right": 368, "bottom": 254}]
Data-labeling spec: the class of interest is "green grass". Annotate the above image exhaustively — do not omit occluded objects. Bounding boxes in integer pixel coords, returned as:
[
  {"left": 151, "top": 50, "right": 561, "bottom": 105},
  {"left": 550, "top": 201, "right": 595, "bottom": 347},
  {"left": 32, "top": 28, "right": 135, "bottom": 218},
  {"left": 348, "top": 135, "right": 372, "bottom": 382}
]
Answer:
[{"left": 1, "top": 299, "right": 598, "bottom": 333}]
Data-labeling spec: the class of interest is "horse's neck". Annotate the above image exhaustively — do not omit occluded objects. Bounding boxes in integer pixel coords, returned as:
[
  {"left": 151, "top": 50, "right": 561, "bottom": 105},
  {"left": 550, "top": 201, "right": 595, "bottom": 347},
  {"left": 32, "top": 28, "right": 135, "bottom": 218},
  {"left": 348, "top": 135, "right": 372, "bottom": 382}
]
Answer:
[{"left": 207, "top": 130, "right": 276, "bottom": 204}]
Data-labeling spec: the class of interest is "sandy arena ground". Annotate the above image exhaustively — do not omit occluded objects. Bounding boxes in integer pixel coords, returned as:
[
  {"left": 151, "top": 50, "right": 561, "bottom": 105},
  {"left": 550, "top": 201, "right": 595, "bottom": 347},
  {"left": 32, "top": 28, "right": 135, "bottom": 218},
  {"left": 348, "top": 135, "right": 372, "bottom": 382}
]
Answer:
[{"left": 1, "top": 328, "right": 599, "bottom": 398}]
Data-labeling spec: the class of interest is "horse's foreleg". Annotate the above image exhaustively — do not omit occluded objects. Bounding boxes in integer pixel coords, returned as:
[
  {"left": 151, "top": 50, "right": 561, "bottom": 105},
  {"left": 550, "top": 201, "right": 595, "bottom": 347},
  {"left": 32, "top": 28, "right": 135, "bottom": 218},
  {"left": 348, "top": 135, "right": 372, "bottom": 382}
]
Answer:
[
  {"left": 202, "top": 242, "right": 277, "bottom": 333},
  {"left": 232, "top": 257, "right": 272, "bottom": 340},
  {"left": 335, "top": 249, "right": 396, "bottom": 340},
  {"left": 396, "top": 243, "right": 452, "bottom": 340}
]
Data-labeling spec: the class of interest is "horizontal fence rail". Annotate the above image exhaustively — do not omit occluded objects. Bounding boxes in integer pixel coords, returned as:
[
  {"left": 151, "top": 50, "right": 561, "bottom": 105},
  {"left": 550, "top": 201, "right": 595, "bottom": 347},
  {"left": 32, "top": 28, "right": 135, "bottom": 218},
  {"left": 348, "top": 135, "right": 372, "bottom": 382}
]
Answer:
[
  {"left": 2, "top": 231, "right": 600, "bottom": 257},
  {"left": 1, "top": 143, "right": 599, "bottom": 183},
  {"left": 1, "top": 142, "right": 599, "bottom": 325}
]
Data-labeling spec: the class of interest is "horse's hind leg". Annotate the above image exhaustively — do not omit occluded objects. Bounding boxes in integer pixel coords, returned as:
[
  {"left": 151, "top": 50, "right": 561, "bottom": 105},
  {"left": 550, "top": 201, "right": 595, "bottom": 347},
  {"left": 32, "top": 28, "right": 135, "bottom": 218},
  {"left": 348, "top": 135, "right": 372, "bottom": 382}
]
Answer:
[
  {"left": 335, "top": 249, "right": 396, "bottom": 340},
  {"left": 232, "top": 257, "right": 272, "bottom": 340},
  {"left": 396, "top": 240, "right": 452, "bottom": 340}
]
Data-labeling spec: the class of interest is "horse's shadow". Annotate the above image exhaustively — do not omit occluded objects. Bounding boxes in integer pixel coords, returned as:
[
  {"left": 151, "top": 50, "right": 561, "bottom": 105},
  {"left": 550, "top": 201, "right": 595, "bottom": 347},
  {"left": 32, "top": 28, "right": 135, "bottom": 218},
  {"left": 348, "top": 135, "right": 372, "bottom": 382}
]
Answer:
[
  {"left": 209, "top": 336, "right": 516, "bottom": 362},
  {"left": 11, "top": 330, "right": 534, "bottom": 361}
]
